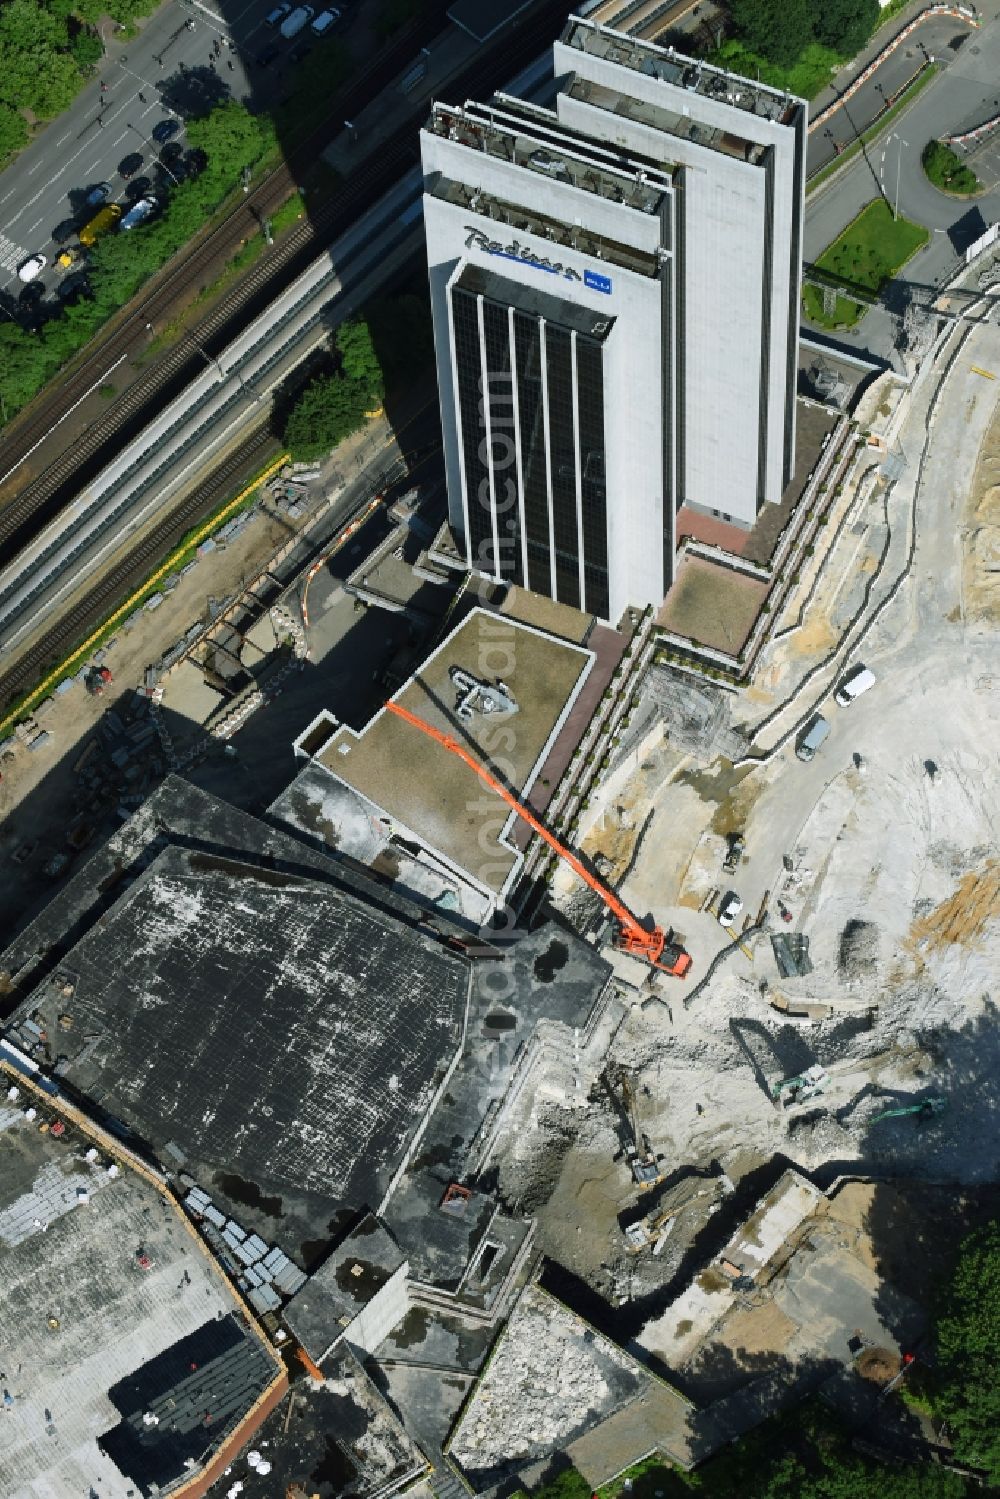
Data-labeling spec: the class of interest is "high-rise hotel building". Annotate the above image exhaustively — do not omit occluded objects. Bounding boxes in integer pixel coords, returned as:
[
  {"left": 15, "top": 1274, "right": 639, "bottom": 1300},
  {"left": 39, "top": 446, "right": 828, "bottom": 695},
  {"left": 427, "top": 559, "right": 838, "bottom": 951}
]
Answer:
[{"left": 420, "top": 18, "right": 806, "bottom": 623}]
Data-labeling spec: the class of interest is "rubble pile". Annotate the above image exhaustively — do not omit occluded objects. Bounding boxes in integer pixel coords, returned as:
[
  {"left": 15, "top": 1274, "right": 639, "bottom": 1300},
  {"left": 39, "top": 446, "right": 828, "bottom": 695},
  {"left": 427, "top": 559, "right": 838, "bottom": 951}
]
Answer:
[{"left": 448, "top": 1285, "right": 640, "bottom": 1471}]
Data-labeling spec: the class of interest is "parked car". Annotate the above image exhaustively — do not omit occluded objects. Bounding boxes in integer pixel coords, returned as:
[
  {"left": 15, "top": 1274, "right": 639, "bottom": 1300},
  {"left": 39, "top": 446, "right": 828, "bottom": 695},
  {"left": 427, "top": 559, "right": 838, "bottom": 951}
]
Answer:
[
  {"left": 19, "top": 281, "right": 45, "bottom": 307},
  {"left": 120, "top": 196, "right": 159, "bottom": 231},
  {"left": 310, "top": 7, "right": 341, "bottom": 34},
  {"left": 118, "top": 151, "right": 144, "bottom": 179},
  {"left": 17, "top": 253, "right": 47, "bottom": 283},
  {"left": 795, "top": 714, "right": 831, "bottom": 763},
  {"left": 79, "top": 203, "right": 122, "bottom": 246},
  {"left": 265, "top": 1, "right": 292, "bottom": 22},
  {"left": 256, "top": 41, "right": 280, "bottom": 65},
  {"left": 52, "top": 218, "right": 79, "bottom": 243},
  {"left": 57, "top": 272, "right": 90, "bottom": 301},
  {"left": 717, "top": 891, "right": 743, "bottom": 927},
  {"left": 159, "top": 141, "right": 184, "bottom": 165},
  {"left": 84, "top": 182, "right": 112, "bottom": 206},
  {"left": 279, "top": 5, "right": 314, "bottom": 39},
  {"left": 834, "top": 664, "right": 876, "bottom": 707},
  {"left": 151, "top": 117, "right": 180, "bottom": 144},
  {"left": 124, "top": 176, "right": 154, "bottom": 202}
]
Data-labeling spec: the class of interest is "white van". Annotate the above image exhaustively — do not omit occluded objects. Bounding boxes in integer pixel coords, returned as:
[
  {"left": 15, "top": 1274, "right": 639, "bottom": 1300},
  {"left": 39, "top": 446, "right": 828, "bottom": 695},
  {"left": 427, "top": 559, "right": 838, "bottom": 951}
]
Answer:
[
  {"left": 280, "top": 5, "right": 314, "bottom": 38},
  {"left": 834, "top": 664, "right": 876, "bottom": 706},
  {"left": 796, "top": 714, "right": 830, "bottom": 762},
  {"left": 311, "top": 7, "right": 341, "bottom": 34}
]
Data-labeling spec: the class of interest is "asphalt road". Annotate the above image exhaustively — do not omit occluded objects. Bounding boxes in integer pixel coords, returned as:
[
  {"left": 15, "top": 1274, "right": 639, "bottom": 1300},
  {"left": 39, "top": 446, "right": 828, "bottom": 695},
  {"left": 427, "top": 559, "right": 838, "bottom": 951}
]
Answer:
[
  {"left": 805, "top": 14, "right": 977, "bottom": 177},
  {"left": 0, "top": 0, "right": 357, "bottom": 319},
  {"left": 804, "top": 11, "right": 1000, "bottom": 359}
]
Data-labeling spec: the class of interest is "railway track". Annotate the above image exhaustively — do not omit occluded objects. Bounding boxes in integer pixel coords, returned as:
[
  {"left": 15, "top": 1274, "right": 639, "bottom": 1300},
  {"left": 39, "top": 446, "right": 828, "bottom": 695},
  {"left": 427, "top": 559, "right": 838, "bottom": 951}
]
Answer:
[
  {"left": 0, "top": 0, "right": 455, "bottom": 489},
  {"left": 0, "top": 0, "right": 568, "bottom": 713},
  {"left": 0, "top": 0, "right": 568, "bottom": 571},
  {"left": 0, "top": 427, "right": 279, "bottom": 710},
  {"left": 0, "top": 132, "right": 418, "bottom": 568}
]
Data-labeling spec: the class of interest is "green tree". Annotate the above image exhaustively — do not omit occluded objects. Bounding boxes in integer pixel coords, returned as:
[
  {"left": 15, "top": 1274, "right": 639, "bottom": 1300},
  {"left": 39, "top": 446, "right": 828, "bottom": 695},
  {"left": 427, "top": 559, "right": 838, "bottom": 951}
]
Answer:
[
  {"left": 810, "top": 0, "right": 878, "bottom": 55},
  {"left": 186, "top": 100, "right": 275, "bottom": 181},
  {"left": 0, "top": 0, "right": 80, "bottom": 118},
  {"left": 335, "top": 318, "right": 383, "bottom": 405},
  {"left": 0, "top": 323, "right": 52, "bottom": 409},
  {"left": 45, "top": 0, "right": 84, "bottom": 20},
  {"left": 0, "top": 102, "right": 28, "bottom": 161},
  {"left": 0, "top": 0, "right": 66, "bottom": 51},
  {"left": 730, "top": 0, "right": 813, "bottom": 67},
  {"left": 283, "top": 371, "right": 368, "bottom": 460},
  {"left": 934, "top": 1220, "right": 1000, "bottom": 1480},
  {"left": 106, "top": 0, "right": 159, "bottom": 21},
  {"left": 70, "top": 28, "right": 104, "bottom": 71}
]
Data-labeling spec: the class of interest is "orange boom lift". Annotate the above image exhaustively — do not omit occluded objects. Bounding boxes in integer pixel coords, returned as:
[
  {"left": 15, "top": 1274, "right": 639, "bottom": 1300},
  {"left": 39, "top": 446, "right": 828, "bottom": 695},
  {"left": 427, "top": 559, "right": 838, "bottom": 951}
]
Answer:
[{"left": 385, "top": 700, "right": 693, "bottom": 979}]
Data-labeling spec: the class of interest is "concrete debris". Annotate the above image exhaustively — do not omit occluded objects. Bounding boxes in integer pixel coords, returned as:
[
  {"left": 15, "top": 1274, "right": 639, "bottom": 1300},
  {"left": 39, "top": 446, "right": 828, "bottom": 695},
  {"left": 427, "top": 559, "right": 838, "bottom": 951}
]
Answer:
[
  {"left": 448, "top": 1284, "right": 642, "bottom": 1473},
  {"left": 838, "top": 919, "right": 879, "bottom": 979}
]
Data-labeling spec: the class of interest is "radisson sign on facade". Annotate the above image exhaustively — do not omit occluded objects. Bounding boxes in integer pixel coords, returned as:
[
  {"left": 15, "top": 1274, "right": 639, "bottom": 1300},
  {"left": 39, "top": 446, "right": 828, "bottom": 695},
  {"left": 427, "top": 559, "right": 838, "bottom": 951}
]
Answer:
[{"left": 464, "top": 226, "right": 613, "bottom": 294}]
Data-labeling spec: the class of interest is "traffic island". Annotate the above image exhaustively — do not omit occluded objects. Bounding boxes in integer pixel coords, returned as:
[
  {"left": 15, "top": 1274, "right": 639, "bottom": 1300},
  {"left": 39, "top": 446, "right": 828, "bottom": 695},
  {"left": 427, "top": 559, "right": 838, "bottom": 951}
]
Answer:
[{"left": 921, "top": 138, "right": 982, "bottom": 196}]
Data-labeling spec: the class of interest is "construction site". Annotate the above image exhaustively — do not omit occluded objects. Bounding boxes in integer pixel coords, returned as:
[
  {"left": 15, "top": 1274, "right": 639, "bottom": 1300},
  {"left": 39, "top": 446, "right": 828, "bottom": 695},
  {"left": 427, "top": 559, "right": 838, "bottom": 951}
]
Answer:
[{"left": 0, "top": 233, "right": 998, "bottom": 1499}]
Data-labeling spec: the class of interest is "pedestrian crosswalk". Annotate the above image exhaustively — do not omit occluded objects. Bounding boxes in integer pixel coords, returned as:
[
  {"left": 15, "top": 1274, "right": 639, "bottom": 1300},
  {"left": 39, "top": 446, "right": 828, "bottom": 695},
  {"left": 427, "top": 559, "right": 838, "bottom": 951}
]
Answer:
[{"left": 0, "top": 232, "right": 28, "bottom": 278}]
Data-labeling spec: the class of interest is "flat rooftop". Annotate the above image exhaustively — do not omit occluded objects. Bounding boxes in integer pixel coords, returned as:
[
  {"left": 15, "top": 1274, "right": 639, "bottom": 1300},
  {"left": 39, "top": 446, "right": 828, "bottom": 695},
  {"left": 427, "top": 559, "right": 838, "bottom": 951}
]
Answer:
[
  {"left": 6, "top": 842, "right": 470, "bottom": 1259},
  {"left": 560, "top": 19, "right": 804, "bottom": 123},
  {"left": 382, "top": 925, "right": 612, "bottom": 1291},
  {"left": 657, "top": 553, "right": 769, "bottom": 655},
  {"left": 0, "top": 1102, "right": 279, "bottom": 1498},
  {"left": 311, "top": 607, "right": 594, "bottom": 899},
  {"left": 565, "top": 75, "right": 763, "bottom": 164},
  {"left": 0, "top": 775, "right": 474, "bottom": 1007},
  {"left": 284, "top": 1213, "right": 407, "bottom": 1362},
  {"left": 428, "top": 96, "right": 672, "bottom": 209}
]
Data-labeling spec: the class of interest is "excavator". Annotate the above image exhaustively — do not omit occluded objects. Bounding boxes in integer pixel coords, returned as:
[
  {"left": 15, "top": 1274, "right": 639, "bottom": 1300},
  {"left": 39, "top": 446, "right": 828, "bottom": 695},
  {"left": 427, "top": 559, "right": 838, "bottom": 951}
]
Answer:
[
  {"left": 384, "top": 700, "right": 693, "bottom": 978},
  {"left": 603, "top": 1067, "right": 664, "bottom": 1189}
]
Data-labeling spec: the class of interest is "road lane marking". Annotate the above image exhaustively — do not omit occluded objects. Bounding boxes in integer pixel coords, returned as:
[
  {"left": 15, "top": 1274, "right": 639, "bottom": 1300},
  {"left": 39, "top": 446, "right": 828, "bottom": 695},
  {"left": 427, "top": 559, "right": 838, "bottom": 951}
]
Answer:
[
  {"left": 4, "top": 103, "right": 133, "bottom": 229},
  {"left": 0, "top": 233, "right": 28, "bottom": 273},
  {"left": 27, "top": 219, "right": 43, "bottom": 234}
]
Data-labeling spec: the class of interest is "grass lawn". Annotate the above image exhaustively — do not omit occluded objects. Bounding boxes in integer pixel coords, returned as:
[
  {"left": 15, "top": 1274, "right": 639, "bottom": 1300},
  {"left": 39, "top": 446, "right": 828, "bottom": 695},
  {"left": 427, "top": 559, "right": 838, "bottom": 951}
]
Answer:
[
  {"left": 814, "top": 199, "right": 929, "bottom": 295},
  {"left": 922, "top": 138, "right": 981, "bottom": 195},
  {"left": 708, "top": 38, "right": 841, "bottom": 99},
  {"left": 802, "top": 283, "right": 866, "bottom": 329}
]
